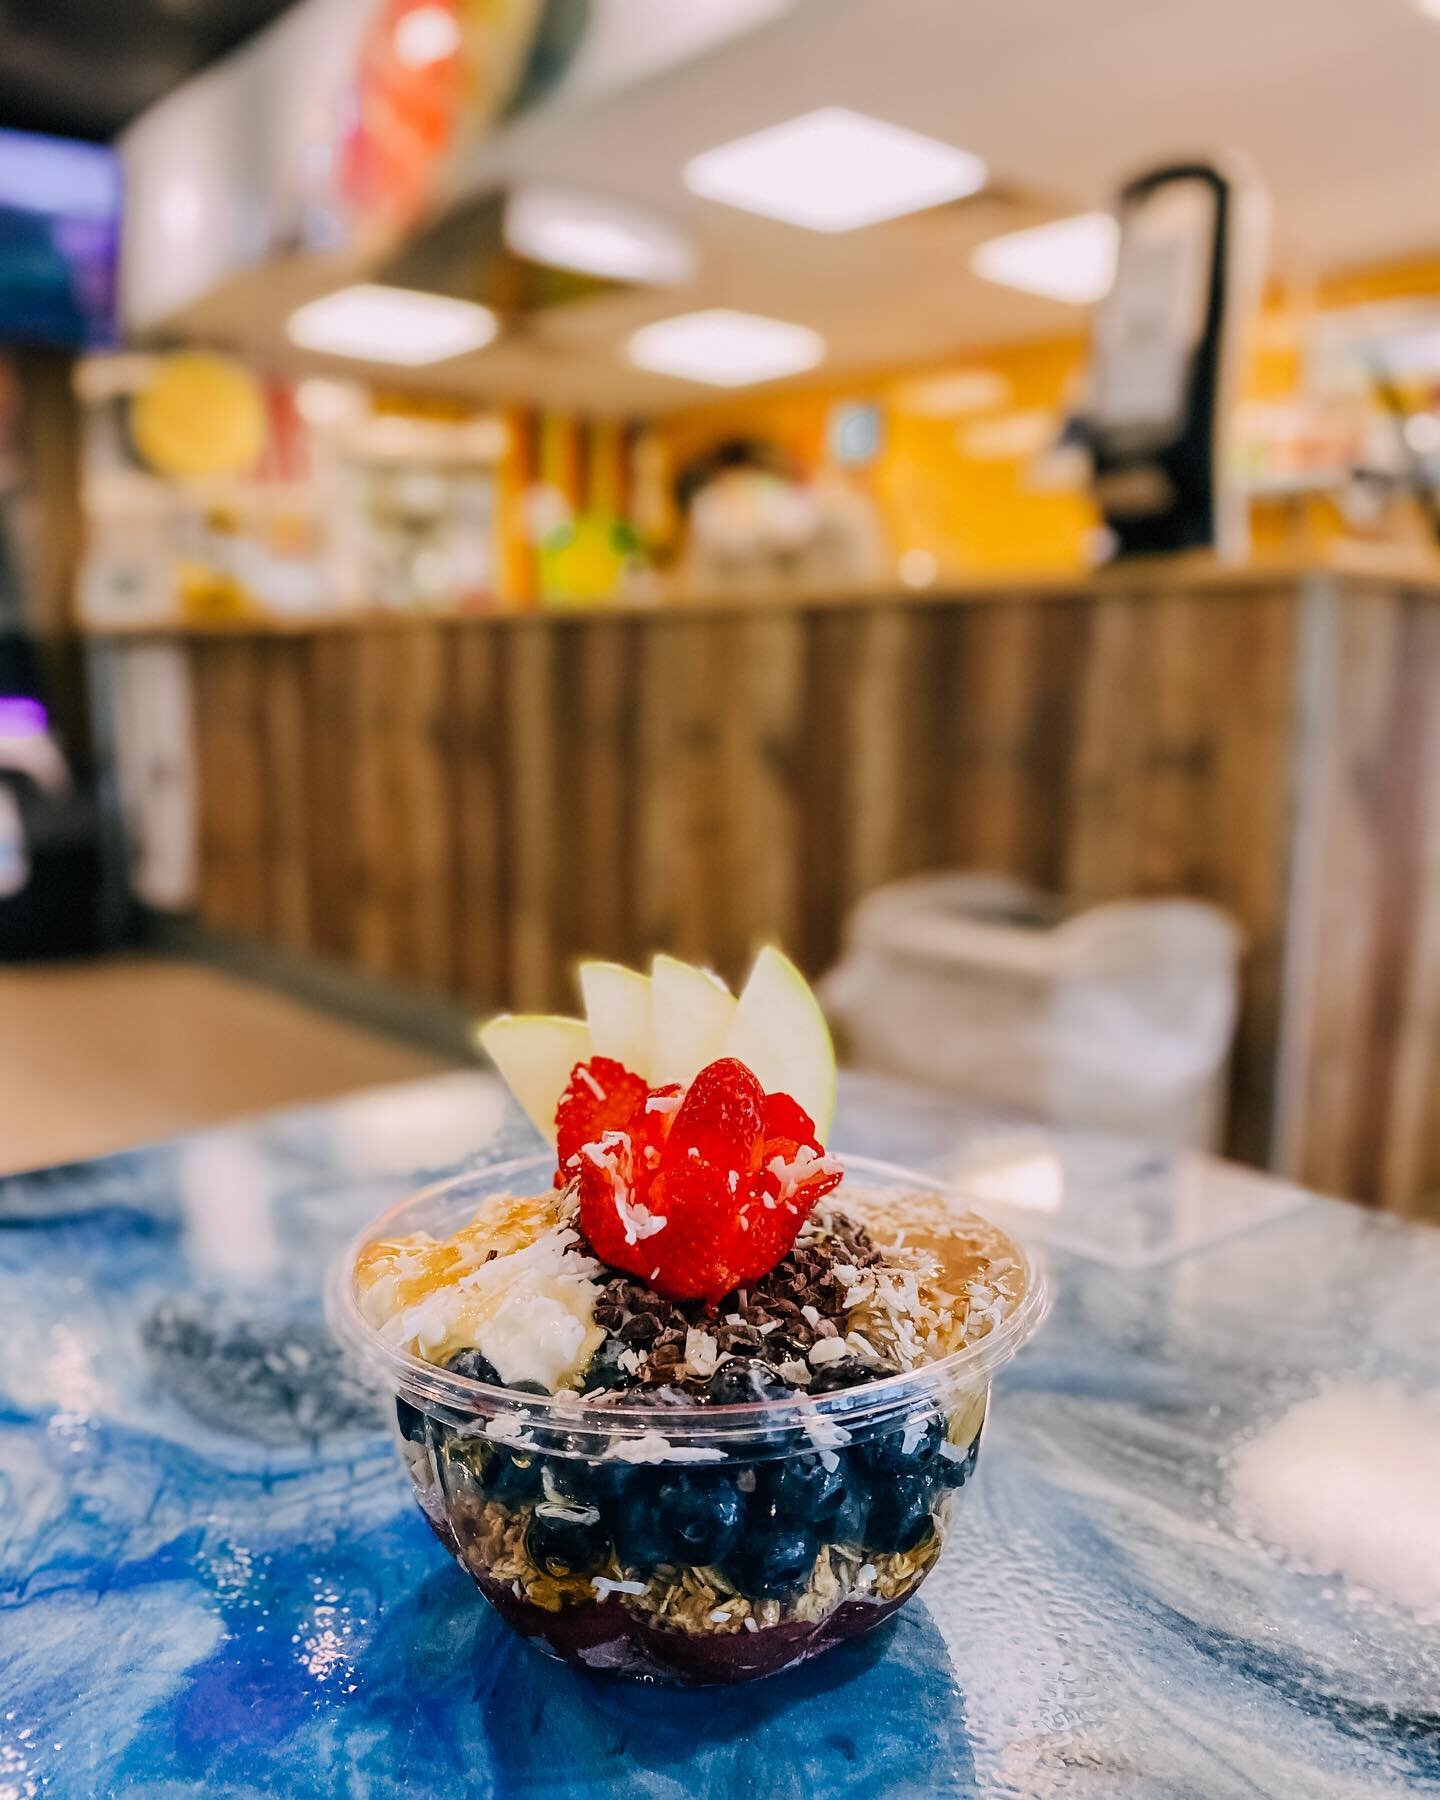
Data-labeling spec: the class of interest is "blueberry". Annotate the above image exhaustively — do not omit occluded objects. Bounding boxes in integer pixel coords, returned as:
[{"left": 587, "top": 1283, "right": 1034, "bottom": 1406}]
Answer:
[
  {"left": 705, "top": 1359, "right": 796, "bottom": 1406},
  {"left": 661, "top": 1471, "right": 745, "bottom": 1564},
  {"left": 506, "top": 1378, "right": 552, "bottom": 1397},
  {"left": 941, "top": 1426, "right": 983, "bottom": 1490},
  {"left": 827, "top": 1475, "right": 871, "bottom": 1545},
  {"left": 445, "top": 1348, "right": 501, "bottom": 1384},
  {"left": 543, "top": 1436, "right": 634, "bottom": 1509},
  {"left": 615, "top": 1471, "right": 744, "bottom": 1569},
  {"left": 807, "top": 1358, "right": 885, "bottom": 1395},
  {"left": 580, "top": 1340, "right": 638, "bottom": 1393},
  {"left": 727, "top": 1525, "right": 817, "bottom": 1599},
  {"left": 612, "top": 1491, "right": 675, "bottom": 1571},
  {"left": 479, "top": 1445, "right": 543, "bottom": 1503},
  {"left": 756, "top": 1453, "right": 846, "bottom": 1525},
  {"left": 863, "top": 1468, "right": 938, "bottom": 1553},
  {"left": 395, "top": 1396, "right": 428, "bottom": 1445},
  {"left": 854, "top": 1405, "right": 944, "bottom": 1482},
  {"left": 525, "top": 1509, "right": 611, "bottom": 1577}
]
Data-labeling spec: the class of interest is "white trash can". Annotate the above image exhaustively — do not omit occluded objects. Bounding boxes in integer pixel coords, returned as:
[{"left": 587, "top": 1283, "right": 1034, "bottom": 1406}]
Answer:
[{"left": 821, "top": 872, "right": 1243, "bottom": 1151}]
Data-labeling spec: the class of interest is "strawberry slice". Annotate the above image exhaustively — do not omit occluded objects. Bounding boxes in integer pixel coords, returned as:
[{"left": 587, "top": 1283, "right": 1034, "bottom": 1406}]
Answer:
[
  {"left": 571, "top": 1059, "right": 845, "bottom": 1306},
  {"left": 665, "top": 1057, "right": 766, "bottom": 1172},
  {"left": 555, "top": 1056, "right": 647, "bottom": 1183},
  {"left": 762, "top": 1091, "right": 822, "bottom": 1152}
]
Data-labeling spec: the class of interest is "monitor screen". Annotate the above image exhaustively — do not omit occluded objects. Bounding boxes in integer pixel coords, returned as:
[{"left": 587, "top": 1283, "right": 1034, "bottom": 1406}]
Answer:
[{"left": 0, "top": 128, "right": 121, "bottom": 350}]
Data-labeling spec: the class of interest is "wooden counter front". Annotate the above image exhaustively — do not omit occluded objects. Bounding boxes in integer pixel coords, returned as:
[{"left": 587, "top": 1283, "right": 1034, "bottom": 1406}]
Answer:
[{"left": 93, "top": 566, "right": 1440, "bottom": 1217}]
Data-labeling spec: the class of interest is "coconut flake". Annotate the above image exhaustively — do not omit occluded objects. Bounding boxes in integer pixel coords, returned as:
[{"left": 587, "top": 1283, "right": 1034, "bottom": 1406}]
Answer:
[
  {"left": 808, "top": 1337, "right": 850, "bottom": 1367},
  {"left": 767, "top": 1144, "right": 843, "bottom": 1205},
  {"left": 603, "top": 1431, "right": 726, "bottom": 1465},
  {"left": 645, "top": 1090, "right": 683, "bottom": 1115},
  {"left": 684, "top": 1327, "right": 721, "bottom": 1379},
  {"left": 592, "top": 1576, "right": 647, "bottom": 1599},
  {"left": 577, "top": 1066, "right": 606, "bottom": 1101}
]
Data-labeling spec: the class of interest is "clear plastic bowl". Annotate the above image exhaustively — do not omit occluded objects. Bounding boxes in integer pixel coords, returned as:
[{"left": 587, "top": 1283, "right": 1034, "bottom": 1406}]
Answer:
[{"left": 328, "top": 1151, "right": 1048, "bottom": 1685}]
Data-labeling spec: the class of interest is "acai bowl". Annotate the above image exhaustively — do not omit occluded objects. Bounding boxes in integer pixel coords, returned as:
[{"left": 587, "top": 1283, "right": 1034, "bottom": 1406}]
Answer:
[{"left": 328, "top": 949, "right": 1047, "bottom": 1685}]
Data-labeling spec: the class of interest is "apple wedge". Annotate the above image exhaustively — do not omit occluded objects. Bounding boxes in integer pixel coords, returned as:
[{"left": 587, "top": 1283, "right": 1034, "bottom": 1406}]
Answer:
[
  {"left": 723, "top": 946, "right": 836, "bottom": 1137},
  {"left": 650, "top": 953, "right": 736, "bottom": 1087},
  {"left": 579, "top": 960, "right": 653, "bottom": 1080},
  {"left": 476, "top": 1014, "right": 591, "bottom": 1145}
]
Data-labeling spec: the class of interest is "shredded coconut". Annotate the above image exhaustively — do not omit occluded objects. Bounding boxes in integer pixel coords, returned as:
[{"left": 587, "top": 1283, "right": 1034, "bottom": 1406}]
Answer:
[
  {"left": 645, "top": 1090, "right": 683, "bottom": 1115},
  {"left": 592, "top": 1576, "right": 647, "bottom": 1598},
  {"left": 767, "top": 1144, "right": 843, "bottom": 1205},
  {"left": 577, "top": 1066, "right": 606, "bottom": 1101},
  {"left": 684, "top": 1327, "right": 721, "bottom": 1378},
  {"left": 603, "top": 1431, "right": 726, "bottom": 1465}
]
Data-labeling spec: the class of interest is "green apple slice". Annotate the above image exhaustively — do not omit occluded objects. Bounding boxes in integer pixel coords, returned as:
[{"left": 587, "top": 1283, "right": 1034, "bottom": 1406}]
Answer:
[
  {"left": 579, "top": 960, "right": 653, "bottom": 1080},
  {"left": 650, "top": 953, "right": 736, "bottom": 1087},
  {"left": 723, "top": 946, "right": 836, "bottom": 1138},
  {"left": 477, "top": 1013, "right": 591, "bottom": 1144}
]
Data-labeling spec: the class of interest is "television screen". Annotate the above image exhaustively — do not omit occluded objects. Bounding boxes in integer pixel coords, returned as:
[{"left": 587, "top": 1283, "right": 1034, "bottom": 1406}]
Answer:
[{"left": 0, "top": 129, "right": 120, "bottom": 350}]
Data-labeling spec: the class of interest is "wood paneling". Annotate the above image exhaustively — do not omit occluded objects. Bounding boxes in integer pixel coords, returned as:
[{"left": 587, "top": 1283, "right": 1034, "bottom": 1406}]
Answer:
[
  {"left": 112, "top": 573, "right": 1440, "bottom": 1216},
  {"left": 1279, "top": 582, "right": 1440, "bottom": 1215}
]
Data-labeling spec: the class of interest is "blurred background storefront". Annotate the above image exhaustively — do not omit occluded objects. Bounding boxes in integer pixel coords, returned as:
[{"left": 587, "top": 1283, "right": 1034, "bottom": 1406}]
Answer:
[{"left": 4, "top": 0, "right": 1440, "bottom": 1217}]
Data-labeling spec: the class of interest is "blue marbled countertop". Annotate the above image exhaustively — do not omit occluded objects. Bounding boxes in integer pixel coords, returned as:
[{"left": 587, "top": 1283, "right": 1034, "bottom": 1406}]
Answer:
[{"left": 1, "top": 1071, "right": 1437, "bottom": 1798}]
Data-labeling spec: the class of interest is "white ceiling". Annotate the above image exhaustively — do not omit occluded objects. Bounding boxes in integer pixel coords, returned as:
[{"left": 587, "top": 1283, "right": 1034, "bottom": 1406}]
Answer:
[{"left": 168, "top": 0, "right": 1440, "bottom": 413}]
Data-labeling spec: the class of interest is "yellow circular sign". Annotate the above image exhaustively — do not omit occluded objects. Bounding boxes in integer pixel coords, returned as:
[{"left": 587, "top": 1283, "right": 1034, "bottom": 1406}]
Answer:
[{"left": 131, "top": 353, "right": 268, "bottom": 479}]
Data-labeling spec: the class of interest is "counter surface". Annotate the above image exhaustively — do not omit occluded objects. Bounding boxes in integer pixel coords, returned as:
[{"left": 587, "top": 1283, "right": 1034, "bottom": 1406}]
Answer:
[{"left": 1, "top": 1073, "right": 1436, "bottom": 1797}]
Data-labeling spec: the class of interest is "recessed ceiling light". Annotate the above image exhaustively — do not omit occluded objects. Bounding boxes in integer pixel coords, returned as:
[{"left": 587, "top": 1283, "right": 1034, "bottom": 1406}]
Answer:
[
  {"left": 683, "top": 106, "right": 986, "bottom": 233},
  {"left": 286, "top": 285, "right": 498, "bottom": 365},
  {"left": 393, "top": 4, "right": 462, "bottom": 68},
  {"left": 504, "top": 186, "right": 696, "bottom": 285},
  {"left": 971, "top": 212, "right": 1119, "bottom": 304},
  {"left": 627, "top": 308, "right": 823, "bottom": 386}
]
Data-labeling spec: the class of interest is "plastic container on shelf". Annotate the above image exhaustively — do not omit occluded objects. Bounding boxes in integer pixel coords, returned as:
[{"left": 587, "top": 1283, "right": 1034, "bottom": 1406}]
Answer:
[
  {"left": 821, "top": 872, "right": 1243, "bottom": 1152},
  {"left": 328, "top": 1151, "right": 1047, "bottom": 1687}
]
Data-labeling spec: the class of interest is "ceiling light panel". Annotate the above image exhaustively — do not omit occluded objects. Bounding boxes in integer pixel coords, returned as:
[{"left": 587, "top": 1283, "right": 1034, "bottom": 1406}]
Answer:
[
  {"left": 627, "top": 308, "right": 823, "bottom": 386},
  {"left": 504, "top": 186, "right": 696, "bottom": 285},
  {"left": 971, "top": 212, "right": 1119, "bottom": 304},
  {"left": 684, "top": 106, "right": 986, "bottom": 233},
  {"left": 286, "top": 285, "right": 498, "bottom": 365}
]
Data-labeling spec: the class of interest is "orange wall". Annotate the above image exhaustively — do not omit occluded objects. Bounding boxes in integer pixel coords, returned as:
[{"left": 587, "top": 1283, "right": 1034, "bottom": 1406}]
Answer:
[
  {"left": 656, "top": 334, "right": 1097, "bottom": 578},
  {"left": 654, "top": 253, "right": 1440, "bottom": 580}
]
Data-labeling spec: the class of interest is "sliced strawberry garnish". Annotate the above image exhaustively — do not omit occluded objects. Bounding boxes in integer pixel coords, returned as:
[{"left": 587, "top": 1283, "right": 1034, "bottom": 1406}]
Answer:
[
  {"left": 571, "top": 1059, "right": 844, "bottom": 1306},
  {"left": 762, "top": 1091, "right": 822, "bottom": 1152},
  {"left": 577, "top": 1127, "right": 660, "bottom": 1269},
  {"left": 555, "top": 1056, "right": 647, "bottom": 1183},
  {"left": 665, "top": 1057, "right": 766, "bottom": 1172}
]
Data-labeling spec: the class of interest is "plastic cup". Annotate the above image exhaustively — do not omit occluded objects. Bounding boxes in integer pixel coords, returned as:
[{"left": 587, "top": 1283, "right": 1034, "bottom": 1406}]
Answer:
[{"left": 328, "top": 1152, "right": 1048, "bottom": 1685}]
